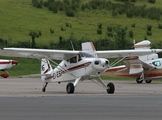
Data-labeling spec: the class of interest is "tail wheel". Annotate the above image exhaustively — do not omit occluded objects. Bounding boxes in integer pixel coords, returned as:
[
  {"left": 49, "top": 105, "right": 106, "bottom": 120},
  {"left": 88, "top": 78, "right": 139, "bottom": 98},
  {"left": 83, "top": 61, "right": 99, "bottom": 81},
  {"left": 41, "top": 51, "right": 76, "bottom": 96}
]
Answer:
[
  {"left": 66, "top": 83, "right": 75, "bottom": 94},
  {"left": 107, "top": 83, "right": 115, "bottom": 94},
  {"left": 145, "top": 80, "right": 152, "bottom": 83},
  {"left": 136, "top": 77, "right": 143, "bottom": 84}
]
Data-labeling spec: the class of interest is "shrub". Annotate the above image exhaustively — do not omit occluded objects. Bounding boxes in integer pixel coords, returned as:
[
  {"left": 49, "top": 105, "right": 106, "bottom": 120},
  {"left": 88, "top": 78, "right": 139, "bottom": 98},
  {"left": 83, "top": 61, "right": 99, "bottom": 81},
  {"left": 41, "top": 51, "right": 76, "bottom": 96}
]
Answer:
[
  {"left": 148, "top": 0, "right": 156, "bottom": 4},
  {"left": 126, "top": 11, "right": 133, "bottom": 18},
  {"left": 107, "top": 32, "right": 113, "bottom": 37},
  {"left": 147, "top": 31, "right": 152, "bottom": 36},
  {"left": 50, "top": 28, "right": 54, "bottom": 33},
  {"left": 98, "top": 23, "right": 102, "bottom": 29},
  {"left": 107, "top": 26, "right": 113, "bottom": 32},
  {"left": 61, "top": 26, "right": 66, "bottom": 31},
  {"left": 97, "top": 29, "right": 102, "bottom": 34},
  {"left": 131, "top": 23, "right": 136, "bottom": 27},
  {"left": 129, "top": 30, "right": 133, "bottom": 38},
  {"left": 131, "top": 0, "right": 137, "bottom": 2},
  {"left": 112, "top": 11, "right": 117, "bottom": 17},
  {"left": 65, "top": 9, "right": 75, "bottom": 17},
  {"left": 158, "top": 24, "right": 162, "bottom": 29},
  {"left": 147, "top": 25, "right": 152, "bottom": 31},
  {"left": 32, "top": 0, "right": 43, "bottom": 8},
  {"left": 38, "top": 30, "right": 41, "bottom": 36}
]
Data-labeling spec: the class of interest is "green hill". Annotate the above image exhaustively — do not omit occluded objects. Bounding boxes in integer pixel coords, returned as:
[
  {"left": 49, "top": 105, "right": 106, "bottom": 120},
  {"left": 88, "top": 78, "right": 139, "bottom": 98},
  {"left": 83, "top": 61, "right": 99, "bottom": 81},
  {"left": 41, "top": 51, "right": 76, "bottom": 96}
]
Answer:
[
  {"left": 1, "top": 0, "right": 162, "bottom": 76},
  {"left": 1, "top": 0, "right": 162, "bottom": 47}
]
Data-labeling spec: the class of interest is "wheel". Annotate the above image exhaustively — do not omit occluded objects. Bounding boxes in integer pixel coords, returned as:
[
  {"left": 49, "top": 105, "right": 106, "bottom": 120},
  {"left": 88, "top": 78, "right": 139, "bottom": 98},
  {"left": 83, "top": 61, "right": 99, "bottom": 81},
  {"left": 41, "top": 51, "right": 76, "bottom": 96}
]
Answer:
[
  {"left": 145, "top": 80, "right": 152, "bottom": 83},
  {"left": 42, "top": 87, "right": 46, "bottom": 92},
  {"left": 136, "top": 77, "right": 143, "bottom": 84},
  {"left": 107, "top": 82, "right": 115, "bottom": 94},
  {"left": 66, "top": 83, "right": 75, "bottom": 94},
  {"left": 42, "top": 82, "right": 48, "bottom": 92}
]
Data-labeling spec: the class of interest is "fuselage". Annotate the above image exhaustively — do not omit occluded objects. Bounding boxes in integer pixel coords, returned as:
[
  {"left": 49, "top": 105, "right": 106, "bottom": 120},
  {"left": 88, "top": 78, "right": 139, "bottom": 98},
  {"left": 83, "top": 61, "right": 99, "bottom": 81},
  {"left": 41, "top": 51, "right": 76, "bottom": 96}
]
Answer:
[
  {"left": 104, "top": 58, "right": 162, "bottom": 80},
  {"left": 0, "top": 60, "right": 18, "bottom": 71},
  {"left": 0, "top": 59, "right": 18, "bottom": 78},
  {"left": 43, "top": 57, "right": 109, "bottom": 83}
]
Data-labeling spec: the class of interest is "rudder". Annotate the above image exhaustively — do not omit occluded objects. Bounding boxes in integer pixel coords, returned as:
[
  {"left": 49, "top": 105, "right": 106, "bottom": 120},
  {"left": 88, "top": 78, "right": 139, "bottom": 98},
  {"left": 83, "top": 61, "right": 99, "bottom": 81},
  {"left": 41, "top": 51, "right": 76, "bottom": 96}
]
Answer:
[
  {"left": 82, "top": 42, "right": 98, "bottom": 57},
  {"left": 41, "top": 58, "right": 53, "bottom": 81}
]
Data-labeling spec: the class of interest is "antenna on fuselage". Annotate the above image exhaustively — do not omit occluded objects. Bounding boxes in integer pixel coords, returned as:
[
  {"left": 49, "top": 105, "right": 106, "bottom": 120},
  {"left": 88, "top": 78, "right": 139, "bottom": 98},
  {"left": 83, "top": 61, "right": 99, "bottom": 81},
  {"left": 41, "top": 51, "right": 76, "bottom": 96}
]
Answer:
[{"left": 70, "top": 41, "right": 75, "bottom": 51}]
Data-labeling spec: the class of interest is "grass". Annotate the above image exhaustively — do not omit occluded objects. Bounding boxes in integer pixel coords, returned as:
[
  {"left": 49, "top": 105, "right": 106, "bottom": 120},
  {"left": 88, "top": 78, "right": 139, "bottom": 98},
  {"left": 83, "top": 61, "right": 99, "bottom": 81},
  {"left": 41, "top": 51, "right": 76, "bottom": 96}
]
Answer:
[
  {"left": 0, "top": 56, "right": 40, "bottom": 76},
  {"left": 1, "top": 0, "right": 162, "bottom": 77},
  {"left": 0, "top": 0, "right": 162, "bottom": 47}
]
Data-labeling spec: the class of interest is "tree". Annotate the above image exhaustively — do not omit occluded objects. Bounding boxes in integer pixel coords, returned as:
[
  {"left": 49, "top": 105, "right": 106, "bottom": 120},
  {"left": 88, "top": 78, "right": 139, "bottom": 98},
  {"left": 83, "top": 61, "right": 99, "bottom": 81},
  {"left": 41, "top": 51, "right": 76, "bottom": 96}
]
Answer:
[{"left": 113, "top": 25, "right": 128, "bottom": 49}]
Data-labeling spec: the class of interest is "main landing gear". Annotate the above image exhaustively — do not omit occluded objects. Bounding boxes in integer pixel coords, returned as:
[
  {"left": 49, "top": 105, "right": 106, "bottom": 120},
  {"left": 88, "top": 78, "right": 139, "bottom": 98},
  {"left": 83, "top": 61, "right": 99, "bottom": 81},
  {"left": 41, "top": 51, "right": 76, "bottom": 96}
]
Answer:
[
  {"left": 65, "top": 82, "right": 115, "bottom": 94},
  {"left": 66, "top": 83, "right": 75, "bottom": 94},
  {"left": 136, "top": 77, "right": 152, "bottom": 84},
  {"left": 107, "top": 82, "right": 115, "bottom": 94},
  {"left": 42, "top": 80, "right": 115, "bottom": 94},
  {"left": 42, "top": 82, "right": 48, "bottom": 92}
]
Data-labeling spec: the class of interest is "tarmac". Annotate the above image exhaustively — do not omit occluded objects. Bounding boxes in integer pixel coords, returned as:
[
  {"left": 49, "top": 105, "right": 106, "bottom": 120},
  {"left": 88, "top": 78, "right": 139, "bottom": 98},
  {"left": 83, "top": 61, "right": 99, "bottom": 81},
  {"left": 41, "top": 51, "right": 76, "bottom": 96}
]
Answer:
[
  {"left": 0, "top": 77, "right": 162, "bottom": 120},
  {"left": 0, "top": 77, "right": 162, "bottom": 96}
]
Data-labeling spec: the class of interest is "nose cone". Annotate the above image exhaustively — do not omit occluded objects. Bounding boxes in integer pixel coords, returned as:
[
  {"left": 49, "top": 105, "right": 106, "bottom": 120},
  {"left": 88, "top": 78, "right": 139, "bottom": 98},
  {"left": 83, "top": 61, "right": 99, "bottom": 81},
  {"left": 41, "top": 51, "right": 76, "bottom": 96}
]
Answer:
[
  {"left": 12, "top": 60, "right": 18, "bottom": 65},
  {"left": 93, "top": 58, "right": 109, "bottom": 71}
]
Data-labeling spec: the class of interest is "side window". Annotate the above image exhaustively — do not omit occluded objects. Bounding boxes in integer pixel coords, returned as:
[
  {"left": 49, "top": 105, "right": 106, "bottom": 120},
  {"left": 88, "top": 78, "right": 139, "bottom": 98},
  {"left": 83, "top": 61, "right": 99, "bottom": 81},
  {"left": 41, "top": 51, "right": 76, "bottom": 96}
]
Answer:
[
  {"left": 152, "top": 61, "right": 161, "bottom": 67},
  {"left": 70, "top": 56, "right": 77, "bottom": 63}
]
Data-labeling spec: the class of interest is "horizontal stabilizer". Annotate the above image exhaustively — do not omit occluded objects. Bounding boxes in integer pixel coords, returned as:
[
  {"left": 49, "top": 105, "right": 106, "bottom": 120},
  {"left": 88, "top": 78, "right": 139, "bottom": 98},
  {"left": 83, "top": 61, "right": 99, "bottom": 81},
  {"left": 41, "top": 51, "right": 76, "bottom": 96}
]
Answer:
[{"left": 129, "top": 64, "right": 143, "bottom": 74}]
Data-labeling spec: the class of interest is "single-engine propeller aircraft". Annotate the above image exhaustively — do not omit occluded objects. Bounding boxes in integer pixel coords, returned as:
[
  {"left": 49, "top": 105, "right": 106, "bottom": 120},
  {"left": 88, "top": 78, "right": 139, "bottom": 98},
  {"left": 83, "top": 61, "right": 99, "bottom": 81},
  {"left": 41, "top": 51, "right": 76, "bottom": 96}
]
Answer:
[
  {"left": 104, "top": 40, "right": 162, "bottom": 84},
  {"left": 0, "top": 59, "right": 18, "bottom": 78},
  {"left": 0, "top": 42, "right": 161, "bottom": 94}
]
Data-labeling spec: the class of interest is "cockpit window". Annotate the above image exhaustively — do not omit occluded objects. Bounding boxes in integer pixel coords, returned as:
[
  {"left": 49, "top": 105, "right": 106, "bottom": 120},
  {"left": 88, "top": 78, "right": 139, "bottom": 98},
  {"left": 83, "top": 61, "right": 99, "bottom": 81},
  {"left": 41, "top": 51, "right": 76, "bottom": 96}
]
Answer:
[
  {"left": 70, "top": 56, "right": 77, "bottom": 63},
  {"left": 152, "top": 61, "right": 161, "bottom": 66}
]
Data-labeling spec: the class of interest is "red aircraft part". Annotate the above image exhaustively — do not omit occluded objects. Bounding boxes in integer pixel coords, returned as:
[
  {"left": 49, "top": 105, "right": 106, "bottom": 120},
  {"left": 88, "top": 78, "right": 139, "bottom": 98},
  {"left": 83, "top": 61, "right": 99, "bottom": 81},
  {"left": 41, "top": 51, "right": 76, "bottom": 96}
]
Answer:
[{"left": 1, "top": 73, "right": 9, "bottom": 78}]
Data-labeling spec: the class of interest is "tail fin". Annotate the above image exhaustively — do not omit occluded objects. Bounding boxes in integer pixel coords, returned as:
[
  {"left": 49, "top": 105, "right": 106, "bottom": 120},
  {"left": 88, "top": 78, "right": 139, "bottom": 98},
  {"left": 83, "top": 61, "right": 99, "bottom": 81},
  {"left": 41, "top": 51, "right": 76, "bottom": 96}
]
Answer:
[
  {"left": 41, "top": 59, "right": 53, "bottom": 81},
  {"left": 82, "top": 42, "right": 98, "bottom": 57}
]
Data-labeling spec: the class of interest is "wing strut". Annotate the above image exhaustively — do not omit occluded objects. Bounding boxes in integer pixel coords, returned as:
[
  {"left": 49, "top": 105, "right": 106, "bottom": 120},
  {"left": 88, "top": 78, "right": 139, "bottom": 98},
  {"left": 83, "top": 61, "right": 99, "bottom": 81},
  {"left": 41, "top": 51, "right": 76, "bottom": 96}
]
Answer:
[
  {"left": 35, "top": 53, "right": 77, "bottom": 77},
  {"left": 110, "top": 56, "right": 126, "bottom": 67}
]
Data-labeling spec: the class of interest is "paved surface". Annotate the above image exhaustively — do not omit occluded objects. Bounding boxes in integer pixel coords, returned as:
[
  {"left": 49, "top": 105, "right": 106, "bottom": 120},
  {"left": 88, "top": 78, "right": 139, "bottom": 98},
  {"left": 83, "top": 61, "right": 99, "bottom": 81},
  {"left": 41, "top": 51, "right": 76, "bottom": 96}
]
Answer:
[
  {"left": 0, "top": 78, "right": 162, "bottom": 120},
  {"left": 0, "top": 78, "right": 162, "bottom": 96}
]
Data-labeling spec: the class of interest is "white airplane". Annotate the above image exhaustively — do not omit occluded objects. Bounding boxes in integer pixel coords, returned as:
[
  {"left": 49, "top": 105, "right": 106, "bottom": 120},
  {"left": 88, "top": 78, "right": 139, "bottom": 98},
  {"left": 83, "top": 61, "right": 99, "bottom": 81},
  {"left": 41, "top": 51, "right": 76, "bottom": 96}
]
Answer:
[
  {"left": 0, "top": 42, "right": 161, "bottom": 94},
  {"left": 0, "top": 59, "right": 18, "bottom": 78},
  {"left": 104, "top": 40, "right": 162, "bottom": 84}
]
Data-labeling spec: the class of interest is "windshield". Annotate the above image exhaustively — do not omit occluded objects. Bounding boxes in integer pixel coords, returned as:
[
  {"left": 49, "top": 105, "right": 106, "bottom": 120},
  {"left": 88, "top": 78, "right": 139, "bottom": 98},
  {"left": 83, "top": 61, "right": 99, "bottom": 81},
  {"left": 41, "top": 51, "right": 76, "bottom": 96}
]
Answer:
[
  {"left": 152, "top": 61, "right": 161, "bottom": 67},
  {"left": 80, "top": 52, "right": 95, "bottom": 58}
]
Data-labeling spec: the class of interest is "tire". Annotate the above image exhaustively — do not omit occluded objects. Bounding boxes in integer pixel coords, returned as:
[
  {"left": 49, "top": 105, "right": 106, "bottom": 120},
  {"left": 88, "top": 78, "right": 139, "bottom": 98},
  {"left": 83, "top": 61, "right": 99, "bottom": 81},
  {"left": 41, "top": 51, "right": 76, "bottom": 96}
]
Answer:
[
  {"left": 107, "top": 83, "right": 115, "bottom": 94},
  {"left": 42, "top": 88, "right": 46, "bottom": 92},
  {"left": 136, "top": 77, "right": 143, "bottom": 84},
  {"left": 66, "top": 83, "right": 75, "bottom": 94},
  {"left": 145, "top": 80, "right": 152, "bottom": 83}
]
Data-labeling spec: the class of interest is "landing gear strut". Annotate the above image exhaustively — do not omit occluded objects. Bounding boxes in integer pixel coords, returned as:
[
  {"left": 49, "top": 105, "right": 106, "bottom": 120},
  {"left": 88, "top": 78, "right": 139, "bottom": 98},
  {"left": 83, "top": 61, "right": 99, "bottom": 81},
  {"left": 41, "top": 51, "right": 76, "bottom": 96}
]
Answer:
[{"left": 42, "top": 82, "right": 48, "bottom": 92}]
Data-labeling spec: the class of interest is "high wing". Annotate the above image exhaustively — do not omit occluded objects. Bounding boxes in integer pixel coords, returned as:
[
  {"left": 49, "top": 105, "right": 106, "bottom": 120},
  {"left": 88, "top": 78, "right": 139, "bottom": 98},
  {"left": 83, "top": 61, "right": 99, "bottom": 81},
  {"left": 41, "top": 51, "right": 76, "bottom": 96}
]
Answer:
[
  {"left": 96, "top": 49, "right": 162, "bottom": 58},
  {"left": 0, "top": 48, "right": 80, "bottom": 60},
  {"left": 0, "top": 47, "right": 162, "bottom": 60}
]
